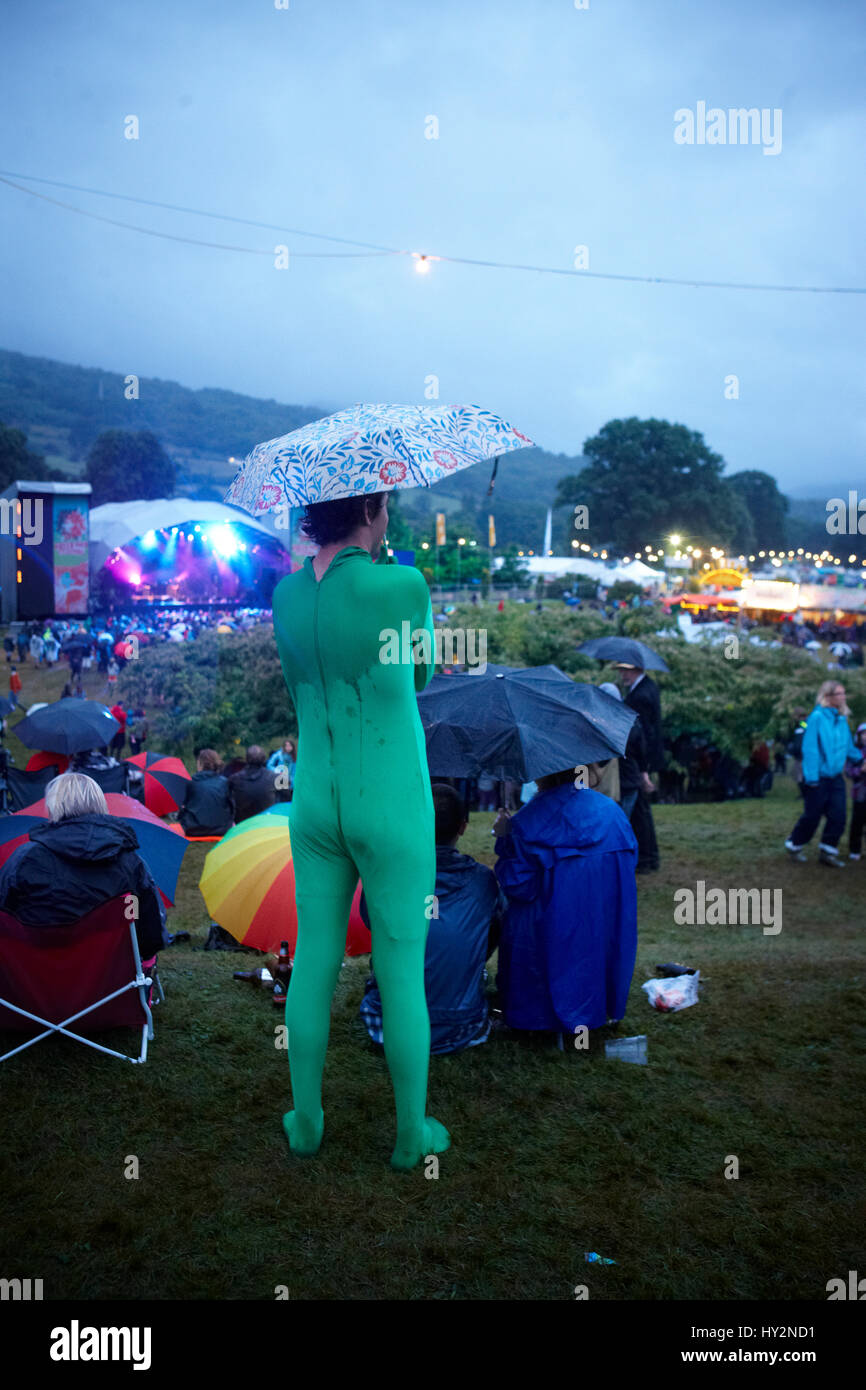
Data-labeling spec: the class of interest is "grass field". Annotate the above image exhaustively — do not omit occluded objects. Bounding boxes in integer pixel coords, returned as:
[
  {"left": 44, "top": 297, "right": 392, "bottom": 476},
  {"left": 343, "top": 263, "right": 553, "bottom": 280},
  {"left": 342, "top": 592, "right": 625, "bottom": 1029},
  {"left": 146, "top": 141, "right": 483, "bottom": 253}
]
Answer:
[{"left": 0, "top": 656, "right": 863, "bottom": 1301}]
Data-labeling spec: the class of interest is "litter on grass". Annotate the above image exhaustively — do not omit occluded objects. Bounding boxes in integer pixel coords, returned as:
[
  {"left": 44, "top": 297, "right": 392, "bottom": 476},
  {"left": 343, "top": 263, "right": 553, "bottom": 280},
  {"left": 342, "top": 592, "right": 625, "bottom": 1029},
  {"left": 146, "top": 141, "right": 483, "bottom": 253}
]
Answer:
[
  {"left": 604, "top": 1035, "right": 647, "bottom": 1065},
  {"left": 642, "top": 970, "right": 701, "bottom": 1012}
]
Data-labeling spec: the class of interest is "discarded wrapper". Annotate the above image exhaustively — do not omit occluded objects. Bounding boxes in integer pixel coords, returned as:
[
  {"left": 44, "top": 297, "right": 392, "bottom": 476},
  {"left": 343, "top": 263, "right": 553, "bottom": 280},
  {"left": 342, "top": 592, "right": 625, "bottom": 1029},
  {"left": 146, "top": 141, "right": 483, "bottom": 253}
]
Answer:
[
  {"left": 642, "top": 970, "right": 701, "bottom": 1012},
  {"left": 585, "top": 1252, "right": 617, "bottom": 1265}
]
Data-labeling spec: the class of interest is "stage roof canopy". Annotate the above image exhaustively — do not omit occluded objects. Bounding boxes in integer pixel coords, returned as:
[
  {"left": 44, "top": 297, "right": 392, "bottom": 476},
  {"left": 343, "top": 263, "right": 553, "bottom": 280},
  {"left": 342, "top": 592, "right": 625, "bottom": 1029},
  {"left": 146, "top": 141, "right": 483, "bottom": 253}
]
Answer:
[{"left": 89, "top": 498, "right": 282, "bottom": 567}]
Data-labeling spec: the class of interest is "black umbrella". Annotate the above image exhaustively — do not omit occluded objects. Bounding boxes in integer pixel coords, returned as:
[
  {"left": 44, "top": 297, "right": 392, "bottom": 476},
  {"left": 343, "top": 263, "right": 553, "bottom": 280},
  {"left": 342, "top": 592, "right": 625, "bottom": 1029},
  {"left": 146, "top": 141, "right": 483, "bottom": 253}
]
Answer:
[
  {"left": 15, "top": 700, "right": 120, "bottom": 755},
  {"left": 61, "top": 635, "right": 93, "bottom": 653},
  {"left": 577, "top": 636, "right": 669, "bottom": 672},
  {"left": 417, "top": 664, "right": 637, "bottom": 781}
]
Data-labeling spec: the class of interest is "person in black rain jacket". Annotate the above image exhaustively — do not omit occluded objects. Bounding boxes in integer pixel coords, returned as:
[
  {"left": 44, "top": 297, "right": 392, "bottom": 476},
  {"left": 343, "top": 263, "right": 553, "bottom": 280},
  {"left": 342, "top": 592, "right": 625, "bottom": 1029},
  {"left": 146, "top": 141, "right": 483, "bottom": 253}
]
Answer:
[
  {"left": 0, "top": 772, "right": 168, "bottom": 957},
  {"left": 178, "top": 749, "right": 234, "bottom": 837}
]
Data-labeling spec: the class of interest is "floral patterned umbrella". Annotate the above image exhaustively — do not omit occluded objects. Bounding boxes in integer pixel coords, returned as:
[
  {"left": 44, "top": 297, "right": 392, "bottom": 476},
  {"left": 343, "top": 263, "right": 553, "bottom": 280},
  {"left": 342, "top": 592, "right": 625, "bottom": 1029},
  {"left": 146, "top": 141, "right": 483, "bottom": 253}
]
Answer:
[{"left": 224, "top": 403, "right": 533, "bottom": 513}]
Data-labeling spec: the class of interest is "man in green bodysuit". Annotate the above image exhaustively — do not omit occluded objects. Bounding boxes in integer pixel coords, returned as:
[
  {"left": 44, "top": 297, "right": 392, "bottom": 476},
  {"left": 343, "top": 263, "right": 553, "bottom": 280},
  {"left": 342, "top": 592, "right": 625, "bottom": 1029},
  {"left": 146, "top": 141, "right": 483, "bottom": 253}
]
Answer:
[{"left": 271, "top": 490, "right": 450, "bottom": 1170}]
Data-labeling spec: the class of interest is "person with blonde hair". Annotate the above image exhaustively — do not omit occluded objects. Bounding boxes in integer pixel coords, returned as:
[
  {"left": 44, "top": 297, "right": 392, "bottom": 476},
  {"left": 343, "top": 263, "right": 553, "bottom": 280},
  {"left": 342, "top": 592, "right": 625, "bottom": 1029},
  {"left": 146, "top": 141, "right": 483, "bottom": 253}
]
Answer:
[
  {"left": 0, "top": 772, "right": 167, "bottom": 954},
  {"left": 785, "top": 680, "right": 863, "bottom": 866}
]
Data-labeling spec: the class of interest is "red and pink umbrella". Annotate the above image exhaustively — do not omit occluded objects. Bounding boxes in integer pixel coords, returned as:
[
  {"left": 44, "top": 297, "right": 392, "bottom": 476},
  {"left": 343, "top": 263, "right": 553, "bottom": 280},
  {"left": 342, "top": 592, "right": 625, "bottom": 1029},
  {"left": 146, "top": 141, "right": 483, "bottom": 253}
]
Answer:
[{"left": 25, "top": 751, "right": 70, "bottom": 775}]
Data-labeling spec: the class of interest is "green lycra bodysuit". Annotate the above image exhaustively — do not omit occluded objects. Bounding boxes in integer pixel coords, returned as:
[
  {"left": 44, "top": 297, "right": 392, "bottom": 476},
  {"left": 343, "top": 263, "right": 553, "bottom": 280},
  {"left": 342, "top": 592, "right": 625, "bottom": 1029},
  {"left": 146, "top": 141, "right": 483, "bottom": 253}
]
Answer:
[{"left": 272, "top": 546, "right": 450, "bottom": 1169}]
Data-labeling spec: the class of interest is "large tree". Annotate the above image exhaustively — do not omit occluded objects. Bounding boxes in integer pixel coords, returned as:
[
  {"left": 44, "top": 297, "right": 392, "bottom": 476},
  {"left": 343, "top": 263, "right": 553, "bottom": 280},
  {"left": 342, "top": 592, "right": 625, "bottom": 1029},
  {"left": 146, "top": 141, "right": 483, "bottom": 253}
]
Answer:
[
  {"left": 726, "top": 470, "right": 789, "bottom": 551},
  {"left": 555, "top": 417, "right": 753, "bottom": 553},
  {"left": 0, "top": 422, "right": 64, "bottom": 490},
  {"left": 86, "top": 429, "right": 176, "bottom": 505}
]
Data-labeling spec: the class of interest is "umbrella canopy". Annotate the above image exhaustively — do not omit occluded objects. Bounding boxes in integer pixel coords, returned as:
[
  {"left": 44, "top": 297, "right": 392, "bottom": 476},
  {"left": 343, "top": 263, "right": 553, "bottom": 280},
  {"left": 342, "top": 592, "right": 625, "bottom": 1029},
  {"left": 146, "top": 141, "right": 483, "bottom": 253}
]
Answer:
[
  {"left": 829, "top": 642, "right": 853, "bottom": 655},
  {"left": 15, "top": 700, "right": 120, "bottom": 755},
  {"left": 0, "top": 793, "right": 187, "bottom": 905},
  {"left": 25, "top": 751, "right": 70, "bottom": 775},
  {"left": 124, "top": 752, "right": 191, "bottom": 816},
  {"left": 224, "top": 403, "right": 533, "bottom": 514},
  {"left": 416, "top": 665, "right": 637, "bottom": 781},
  {"left": 199, "top": 812, "right": 370, "bottom": 956},
  {"left": 577, "top": 636, "right": 670, "bottom": 672},
  {"left": 60, "top": 635, "right": 92, "bottom": 653}
]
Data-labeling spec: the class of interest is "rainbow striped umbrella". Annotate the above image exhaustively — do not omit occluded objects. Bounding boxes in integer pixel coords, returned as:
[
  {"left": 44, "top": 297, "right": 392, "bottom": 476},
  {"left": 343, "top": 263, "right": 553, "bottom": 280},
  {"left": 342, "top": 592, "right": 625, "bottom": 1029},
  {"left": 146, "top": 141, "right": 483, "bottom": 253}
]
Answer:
[
  {"left": 199, "top": 811, "right": 370, "bottom": 956},
  {"left": 124, "top": 752, "right": 191, "bottom": 815}
]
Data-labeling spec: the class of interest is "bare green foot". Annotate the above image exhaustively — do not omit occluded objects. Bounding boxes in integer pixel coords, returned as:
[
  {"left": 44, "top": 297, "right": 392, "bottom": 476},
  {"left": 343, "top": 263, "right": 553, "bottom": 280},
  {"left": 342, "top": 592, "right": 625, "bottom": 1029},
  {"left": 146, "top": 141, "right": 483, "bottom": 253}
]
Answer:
[
  {"left": 390, "top": 1115, "right": 451, "bottom": 1171},
  {"left": 282, "top": 1109, "right": 324, "bottom": 1157}
]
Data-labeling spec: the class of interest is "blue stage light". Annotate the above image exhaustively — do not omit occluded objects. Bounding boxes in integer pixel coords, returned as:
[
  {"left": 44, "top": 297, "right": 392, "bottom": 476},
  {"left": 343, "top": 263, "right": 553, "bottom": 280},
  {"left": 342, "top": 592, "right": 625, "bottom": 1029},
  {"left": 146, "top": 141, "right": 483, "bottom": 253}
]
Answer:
[{"left": 209, "top": 524, "right": 239, "bottom": 558}]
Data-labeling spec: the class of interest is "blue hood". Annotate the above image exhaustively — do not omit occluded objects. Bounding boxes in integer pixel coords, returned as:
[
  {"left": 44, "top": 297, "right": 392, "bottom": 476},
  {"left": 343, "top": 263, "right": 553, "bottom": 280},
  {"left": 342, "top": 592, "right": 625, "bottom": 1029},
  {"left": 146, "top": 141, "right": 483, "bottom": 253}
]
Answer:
[{"left": 512, "top": 782, "right": 635, "bottom": 856}]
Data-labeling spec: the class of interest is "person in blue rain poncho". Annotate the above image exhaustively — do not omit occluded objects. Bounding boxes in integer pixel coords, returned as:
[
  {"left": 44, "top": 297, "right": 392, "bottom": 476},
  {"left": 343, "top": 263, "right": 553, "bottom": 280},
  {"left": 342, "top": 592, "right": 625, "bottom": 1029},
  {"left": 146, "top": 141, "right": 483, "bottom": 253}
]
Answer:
[{"left": 493, "top": 768, "right": 638, "bottom": 1033}]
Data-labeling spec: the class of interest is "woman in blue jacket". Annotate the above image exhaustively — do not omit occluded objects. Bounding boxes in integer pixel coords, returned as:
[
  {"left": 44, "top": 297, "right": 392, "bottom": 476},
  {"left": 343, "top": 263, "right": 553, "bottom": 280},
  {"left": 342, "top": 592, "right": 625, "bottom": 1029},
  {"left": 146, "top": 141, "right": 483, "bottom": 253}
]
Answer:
[
  {"left": 786, "top": 681, "right": 863, "bottom": 866},
  {"left": 493, "top": 769, "right": 638, "bottom": 1034},
  {"left": 266, "top": 739, "right": 296, "bottom": 802}
]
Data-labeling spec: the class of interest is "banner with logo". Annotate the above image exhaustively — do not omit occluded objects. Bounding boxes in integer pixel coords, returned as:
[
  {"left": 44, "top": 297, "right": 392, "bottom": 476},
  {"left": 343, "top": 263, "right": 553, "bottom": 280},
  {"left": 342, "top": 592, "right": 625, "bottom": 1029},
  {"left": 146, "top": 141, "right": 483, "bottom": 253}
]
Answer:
[{"left": 53, "top": 499, "right": 89, "bottom": 614}]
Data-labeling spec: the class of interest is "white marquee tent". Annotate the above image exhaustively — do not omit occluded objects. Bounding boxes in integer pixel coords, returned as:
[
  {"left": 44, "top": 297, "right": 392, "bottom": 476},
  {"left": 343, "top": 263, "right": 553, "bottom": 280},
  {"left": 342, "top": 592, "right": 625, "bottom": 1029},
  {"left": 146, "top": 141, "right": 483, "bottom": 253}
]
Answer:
[{"left": 492, "top": 555, "right": 664, "bottom": 586}]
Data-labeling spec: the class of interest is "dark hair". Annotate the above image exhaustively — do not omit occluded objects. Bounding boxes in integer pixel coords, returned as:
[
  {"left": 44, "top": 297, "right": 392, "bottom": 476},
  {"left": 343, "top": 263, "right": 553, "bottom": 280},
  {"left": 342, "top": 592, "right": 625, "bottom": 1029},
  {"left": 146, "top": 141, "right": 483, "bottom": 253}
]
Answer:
[
  {"left": 246, "top": 745, "right": 267, "bottom": 766},
  {"left": 536, "top": 768, "right": 579, "bottom": 792},
  {"left": 300, "top": 492, "right": 387, "bottom": 546},
  {"left": 432, "top": 782, "right": 466, "bottom": 844}
]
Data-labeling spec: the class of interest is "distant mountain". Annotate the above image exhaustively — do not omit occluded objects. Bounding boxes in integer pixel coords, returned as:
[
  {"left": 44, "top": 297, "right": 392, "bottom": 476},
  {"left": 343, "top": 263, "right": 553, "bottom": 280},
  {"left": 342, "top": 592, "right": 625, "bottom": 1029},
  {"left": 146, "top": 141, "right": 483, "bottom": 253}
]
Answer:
[
  {"left": 786, "top": 482, "right": 853, "bottom": 502},
  {"left": 13, "top": 347, "right": 844, "bottom": 556},
  {"left": 0, "top": 347, "right": 588, "bottom": 546},
  {"left": 0, "top": 347, "right": 324, "bottom": 474}
]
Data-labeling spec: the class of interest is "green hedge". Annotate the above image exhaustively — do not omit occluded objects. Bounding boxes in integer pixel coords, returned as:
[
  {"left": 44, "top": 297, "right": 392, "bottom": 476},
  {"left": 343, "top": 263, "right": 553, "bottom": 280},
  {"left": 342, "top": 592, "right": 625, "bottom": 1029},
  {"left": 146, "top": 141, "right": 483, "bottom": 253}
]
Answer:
[
  {"left": 118, "top": 626, "right": 295, "bottom": 758},
  {"left": 118, "top": 605, "right": 864, "bottom": 764}
]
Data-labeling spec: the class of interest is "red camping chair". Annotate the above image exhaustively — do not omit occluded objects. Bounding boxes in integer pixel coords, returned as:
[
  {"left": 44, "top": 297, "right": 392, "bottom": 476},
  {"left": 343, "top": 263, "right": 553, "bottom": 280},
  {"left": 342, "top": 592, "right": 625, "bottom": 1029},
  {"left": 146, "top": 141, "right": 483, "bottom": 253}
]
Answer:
[{"left": 0, "top": 895, "right": 163, "bottom": 1065}]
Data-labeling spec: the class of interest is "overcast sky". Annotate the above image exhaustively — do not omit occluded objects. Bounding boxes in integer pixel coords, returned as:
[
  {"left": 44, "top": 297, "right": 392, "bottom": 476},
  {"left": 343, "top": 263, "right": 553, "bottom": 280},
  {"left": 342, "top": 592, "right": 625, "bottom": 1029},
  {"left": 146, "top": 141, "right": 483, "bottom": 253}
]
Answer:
[{"left": 1, "top": 0, "right": 863, "bottom": 494}]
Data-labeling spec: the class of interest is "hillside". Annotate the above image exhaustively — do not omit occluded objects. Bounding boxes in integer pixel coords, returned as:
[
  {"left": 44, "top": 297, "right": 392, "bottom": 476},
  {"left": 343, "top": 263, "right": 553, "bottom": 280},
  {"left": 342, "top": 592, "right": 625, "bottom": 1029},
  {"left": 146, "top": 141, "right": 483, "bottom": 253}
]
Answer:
[
  {"left": 0, "top": 347, "right": 588, "bottom": 540},
  {"left": 0, "top": 347, "right": 324, "bottom": 481},
  {"left": 4, "top": 347, "right": 830, "bottom": 554}
]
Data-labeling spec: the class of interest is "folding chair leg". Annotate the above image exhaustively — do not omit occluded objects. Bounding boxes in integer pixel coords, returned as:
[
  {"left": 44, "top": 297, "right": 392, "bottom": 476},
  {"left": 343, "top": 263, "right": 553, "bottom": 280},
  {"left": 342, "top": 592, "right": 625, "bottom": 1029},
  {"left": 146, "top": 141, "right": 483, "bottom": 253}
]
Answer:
[{"left": 0, "top": 973, "right": 156, "bottom": 1064}]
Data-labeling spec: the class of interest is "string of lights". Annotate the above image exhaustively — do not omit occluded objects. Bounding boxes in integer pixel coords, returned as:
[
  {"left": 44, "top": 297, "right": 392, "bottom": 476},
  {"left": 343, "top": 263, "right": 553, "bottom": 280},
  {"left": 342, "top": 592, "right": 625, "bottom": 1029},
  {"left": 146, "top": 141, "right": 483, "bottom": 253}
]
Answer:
[
  {"left": 414, "top": 529, "right": 862, "bottom": 571},
  {"left": 2, "top": 169, "right": 864, "bottom": 293},
  {"left": 0, "top": 175, "right": 396, "bottom": 258},
  {"left": 515, "top": 540, "right": 865, "bottom": 568}
]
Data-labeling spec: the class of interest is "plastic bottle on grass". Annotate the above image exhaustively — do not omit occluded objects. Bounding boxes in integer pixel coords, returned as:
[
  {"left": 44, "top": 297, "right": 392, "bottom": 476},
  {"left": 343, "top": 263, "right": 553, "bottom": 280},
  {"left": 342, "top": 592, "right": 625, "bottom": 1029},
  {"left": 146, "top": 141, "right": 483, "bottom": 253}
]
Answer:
[{"left": 604, "top": 1035, "right": 647, "bottom": 1065}]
